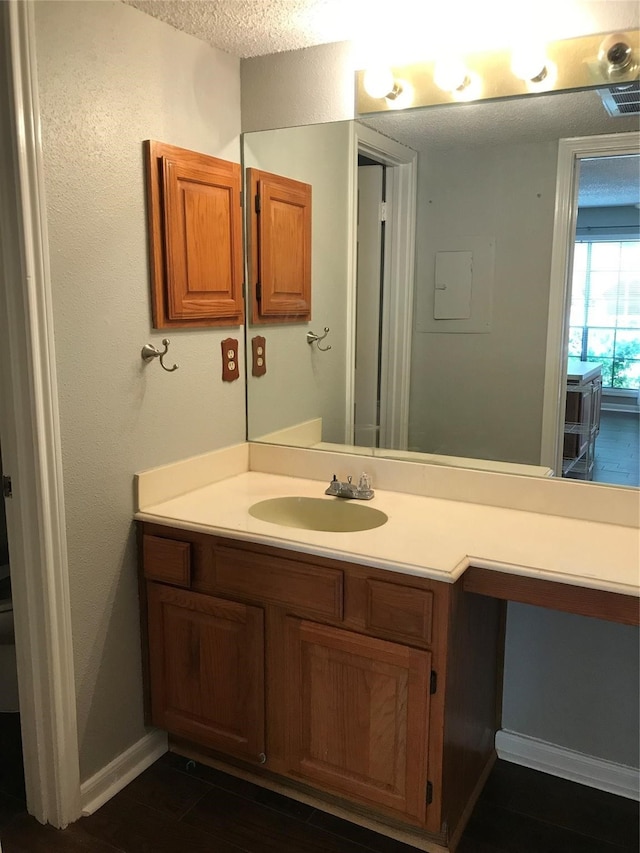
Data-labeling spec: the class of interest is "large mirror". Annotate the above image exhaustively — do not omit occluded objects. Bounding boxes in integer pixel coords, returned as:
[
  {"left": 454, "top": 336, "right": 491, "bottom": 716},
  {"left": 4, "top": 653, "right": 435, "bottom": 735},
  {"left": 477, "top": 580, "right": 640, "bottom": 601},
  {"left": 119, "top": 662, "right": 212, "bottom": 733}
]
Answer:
[{"left": 243, "top": 85, "right": 639, "bottom": 487}]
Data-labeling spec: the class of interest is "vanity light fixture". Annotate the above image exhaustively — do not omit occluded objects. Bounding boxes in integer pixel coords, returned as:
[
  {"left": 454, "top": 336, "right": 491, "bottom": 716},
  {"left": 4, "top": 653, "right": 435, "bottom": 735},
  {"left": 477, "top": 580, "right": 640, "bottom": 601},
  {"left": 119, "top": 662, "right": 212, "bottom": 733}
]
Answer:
[{"left": 355, "top": 29, "right": 639, "bottom": 116}]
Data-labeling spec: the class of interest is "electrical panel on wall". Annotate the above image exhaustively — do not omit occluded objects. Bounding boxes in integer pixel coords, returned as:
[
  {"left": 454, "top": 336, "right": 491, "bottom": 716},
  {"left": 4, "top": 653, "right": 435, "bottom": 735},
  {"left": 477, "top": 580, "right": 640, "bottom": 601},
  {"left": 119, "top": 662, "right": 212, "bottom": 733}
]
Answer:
[
  {"left": 415, "top": 237, "right": 495, "bottom": 334},
  {"left": 434, "top": 251, "right": 473, "bottom": 320}
]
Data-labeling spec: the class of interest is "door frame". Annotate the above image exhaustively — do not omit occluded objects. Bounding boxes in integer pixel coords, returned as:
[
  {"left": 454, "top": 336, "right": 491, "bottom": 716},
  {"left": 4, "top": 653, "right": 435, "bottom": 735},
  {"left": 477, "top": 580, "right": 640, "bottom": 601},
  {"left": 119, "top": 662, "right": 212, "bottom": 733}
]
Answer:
[
  {"left": 0, "top": 0, "right": 80, "bottom": 828},
  {"left": 541, "top": 132, "right": 640, "bottom": 474},
  {"left": 354, "top": 162, "right": 385, "bottom": 447},
  {"left": 346, "top": 123, "right": 417, "bottom": 449}
]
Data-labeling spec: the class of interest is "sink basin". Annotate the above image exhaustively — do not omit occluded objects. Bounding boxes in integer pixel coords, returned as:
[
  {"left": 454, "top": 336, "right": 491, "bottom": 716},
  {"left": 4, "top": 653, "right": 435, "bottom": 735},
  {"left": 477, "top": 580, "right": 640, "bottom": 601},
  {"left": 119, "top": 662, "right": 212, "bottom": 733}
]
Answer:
[{"left": 248, "top": 496, "right": 388, "bottom": 533}]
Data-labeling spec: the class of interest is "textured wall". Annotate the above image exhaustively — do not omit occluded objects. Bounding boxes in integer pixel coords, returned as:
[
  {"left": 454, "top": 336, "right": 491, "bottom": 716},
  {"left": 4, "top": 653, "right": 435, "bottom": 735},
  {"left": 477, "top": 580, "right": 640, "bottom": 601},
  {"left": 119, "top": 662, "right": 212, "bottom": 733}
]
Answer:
[{"left": 34, "top": 0, "right": 244, "bottom": 781}]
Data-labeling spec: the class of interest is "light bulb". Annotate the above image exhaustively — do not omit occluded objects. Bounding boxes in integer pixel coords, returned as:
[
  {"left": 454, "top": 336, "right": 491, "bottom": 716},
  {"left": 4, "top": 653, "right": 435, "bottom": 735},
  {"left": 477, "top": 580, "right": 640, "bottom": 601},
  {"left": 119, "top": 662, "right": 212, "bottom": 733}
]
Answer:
[
  {"left": 433, "top": 57, "right": 471, "bottom": 93},
  {"left": 511, "top": 43, "right": 549, "bottom": 82},
  {"left": 363, "top": 67, "right": 397, "bottom": 99}
]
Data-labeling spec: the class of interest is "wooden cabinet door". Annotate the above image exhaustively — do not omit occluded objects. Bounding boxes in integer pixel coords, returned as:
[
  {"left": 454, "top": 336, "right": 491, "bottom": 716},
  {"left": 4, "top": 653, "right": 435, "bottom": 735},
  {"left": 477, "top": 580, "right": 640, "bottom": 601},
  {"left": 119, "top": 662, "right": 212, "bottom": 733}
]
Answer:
[
  {"left": 248, "top": 168, "right": 312, "bottom": 323},
  {"left": 162, "top": 157, "right": 243, "bottom": 322},
  {"left": 147, "top": 583, "right": 265, "bottom": 762},
  {"left": 285, "top": 618, "right": 431, "bottom": 824},
  {"left": 145, "top": 140, "right": 244, "bottom": 328}
]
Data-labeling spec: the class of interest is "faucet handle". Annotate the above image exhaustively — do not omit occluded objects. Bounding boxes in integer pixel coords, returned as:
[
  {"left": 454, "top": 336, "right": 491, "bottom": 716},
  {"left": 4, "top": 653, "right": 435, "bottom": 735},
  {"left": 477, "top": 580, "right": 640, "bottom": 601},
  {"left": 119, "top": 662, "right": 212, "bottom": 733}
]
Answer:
[{"left": 358, "top": 472, "right": 371, "bottom": 491}]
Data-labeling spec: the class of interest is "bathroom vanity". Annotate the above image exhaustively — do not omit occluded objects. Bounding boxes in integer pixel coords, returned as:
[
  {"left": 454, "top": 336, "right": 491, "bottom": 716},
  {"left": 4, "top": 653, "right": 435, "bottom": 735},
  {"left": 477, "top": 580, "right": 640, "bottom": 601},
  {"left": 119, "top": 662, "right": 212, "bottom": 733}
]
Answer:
[
  {"left": 135, "top": 446, "right": 639, "bottom": 853},
  {"left": 139, "top": 521, "right": 501, "bottom": 849}
]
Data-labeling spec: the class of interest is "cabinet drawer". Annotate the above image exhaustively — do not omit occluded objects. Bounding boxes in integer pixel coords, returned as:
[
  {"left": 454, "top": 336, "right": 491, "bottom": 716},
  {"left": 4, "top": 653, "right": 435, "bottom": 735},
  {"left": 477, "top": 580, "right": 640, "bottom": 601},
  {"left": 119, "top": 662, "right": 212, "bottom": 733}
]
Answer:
[
  {"left": 365, "top": 579, "right": 433, "bottom": 646},
  {"left": 143, "top": 534, "right": 191, "bottom": 587},
  {"left": 213, "top": 545, "right": 343, "bottom": 620}
]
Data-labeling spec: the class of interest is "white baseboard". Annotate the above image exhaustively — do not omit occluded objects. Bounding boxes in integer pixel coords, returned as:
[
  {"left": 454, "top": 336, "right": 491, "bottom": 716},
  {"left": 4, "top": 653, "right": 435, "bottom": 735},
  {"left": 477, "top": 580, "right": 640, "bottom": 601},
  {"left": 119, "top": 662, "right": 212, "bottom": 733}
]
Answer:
[
  {"left": 496, "top": 730, "right": 640, "bottom": 801},
  {"left": 80, "top": 729, "right": 168, "bottom": 815}
]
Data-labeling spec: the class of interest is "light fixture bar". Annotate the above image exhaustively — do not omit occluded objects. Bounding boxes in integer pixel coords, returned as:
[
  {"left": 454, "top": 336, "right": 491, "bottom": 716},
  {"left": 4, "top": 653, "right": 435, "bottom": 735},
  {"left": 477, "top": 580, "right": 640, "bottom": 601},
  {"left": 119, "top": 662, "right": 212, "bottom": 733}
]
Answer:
[{"left": 355, "top": 29, "right": 639, "bottom": 115}]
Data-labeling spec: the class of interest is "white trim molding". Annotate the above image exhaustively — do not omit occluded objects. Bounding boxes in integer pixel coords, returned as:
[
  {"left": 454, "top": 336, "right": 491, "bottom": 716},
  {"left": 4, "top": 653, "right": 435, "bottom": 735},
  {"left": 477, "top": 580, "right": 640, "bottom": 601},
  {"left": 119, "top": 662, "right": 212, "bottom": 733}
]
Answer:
[
  {"left": 81, "top": 731, "right": 168, "bottom": 816},
  {"left": 541, "top": 131, "right": 640, "bottom": 472},
  {"left": 350, "top": 124, "right": 417, "bottom": 450},
  {"left": 0, "top": 0, "right": 80, "bottom": 828},
  {"left": 496, "top": 730, "right": 640, "bottom": 801}
]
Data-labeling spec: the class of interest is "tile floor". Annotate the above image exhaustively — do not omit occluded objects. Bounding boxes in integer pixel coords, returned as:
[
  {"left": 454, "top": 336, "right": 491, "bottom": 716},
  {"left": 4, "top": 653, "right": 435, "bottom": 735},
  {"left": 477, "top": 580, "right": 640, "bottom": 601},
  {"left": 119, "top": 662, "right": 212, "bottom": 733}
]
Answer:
[{"left": 593, "top": 411, "right": 640, "bottom": 488}]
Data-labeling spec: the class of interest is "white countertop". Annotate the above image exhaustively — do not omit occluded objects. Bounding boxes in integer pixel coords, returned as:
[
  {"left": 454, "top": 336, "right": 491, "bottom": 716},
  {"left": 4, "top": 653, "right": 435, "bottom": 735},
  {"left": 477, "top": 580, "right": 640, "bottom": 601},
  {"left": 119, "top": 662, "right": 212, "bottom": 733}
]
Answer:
[
  {"left": 567, "top": 358, "right": 602, "bottom": 384},
  {"left": 136, "top": 469, "right": 640, "bottom": 597}
]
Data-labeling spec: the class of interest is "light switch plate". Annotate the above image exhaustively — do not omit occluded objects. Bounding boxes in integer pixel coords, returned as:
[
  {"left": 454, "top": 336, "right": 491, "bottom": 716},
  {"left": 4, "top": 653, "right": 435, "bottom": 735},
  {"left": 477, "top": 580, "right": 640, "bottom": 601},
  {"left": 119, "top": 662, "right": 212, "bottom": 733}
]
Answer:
[{"left": 221, "top": 338, "right": 240, "bottom": 382}]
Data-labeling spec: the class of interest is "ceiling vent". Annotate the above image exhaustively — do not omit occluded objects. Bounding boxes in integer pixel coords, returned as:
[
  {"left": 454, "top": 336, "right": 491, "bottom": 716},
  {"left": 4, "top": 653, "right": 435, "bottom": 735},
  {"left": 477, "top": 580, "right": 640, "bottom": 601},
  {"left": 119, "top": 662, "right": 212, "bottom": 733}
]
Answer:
[{"left": 598, "top": 81, "right": 640, "bottom": 116}]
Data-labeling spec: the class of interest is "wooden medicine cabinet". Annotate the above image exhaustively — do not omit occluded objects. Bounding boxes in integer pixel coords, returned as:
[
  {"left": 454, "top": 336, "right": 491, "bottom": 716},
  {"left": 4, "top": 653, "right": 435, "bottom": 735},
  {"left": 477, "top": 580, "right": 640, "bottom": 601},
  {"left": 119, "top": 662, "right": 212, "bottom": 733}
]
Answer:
[
  {"left": 248, "top": 168, "right": 312, "bottom": 324},
  {"left": 145, "top": 140, "right": 244, "bottom": 328}
]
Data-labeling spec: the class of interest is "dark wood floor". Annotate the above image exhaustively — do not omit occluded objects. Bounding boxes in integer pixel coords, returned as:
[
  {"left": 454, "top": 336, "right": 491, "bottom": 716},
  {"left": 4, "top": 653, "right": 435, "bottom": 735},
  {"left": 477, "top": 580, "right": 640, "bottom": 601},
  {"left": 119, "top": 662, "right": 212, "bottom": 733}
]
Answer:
[{"left": 0, "top": 715, "right": 638, "bottom": 853}]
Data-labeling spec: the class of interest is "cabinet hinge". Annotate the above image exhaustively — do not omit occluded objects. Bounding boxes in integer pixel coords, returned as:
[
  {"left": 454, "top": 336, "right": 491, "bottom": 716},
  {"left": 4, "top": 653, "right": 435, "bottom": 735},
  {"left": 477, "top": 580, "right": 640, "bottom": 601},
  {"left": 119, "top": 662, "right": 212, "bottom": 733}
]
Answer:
[
  {"left": 240, "top": 190, "right": 243, "bottom": 208},
  {"left": 430, "top": 670, "right": 437, "bottom": 695},
  {"left": 426, "top": 781, "right": 433, "bottom": 805},
  {"left": 255, "top": 193, "right": 261, "bottom": 213},
  {"left": 2, "top": 475, "right": 12, "bottom": 498},
  {"left": 256, "top": 282, "right": 262, "bottom": 301},
  {"left": 380, "top": 201, "right": 387, "bottom": 221}
]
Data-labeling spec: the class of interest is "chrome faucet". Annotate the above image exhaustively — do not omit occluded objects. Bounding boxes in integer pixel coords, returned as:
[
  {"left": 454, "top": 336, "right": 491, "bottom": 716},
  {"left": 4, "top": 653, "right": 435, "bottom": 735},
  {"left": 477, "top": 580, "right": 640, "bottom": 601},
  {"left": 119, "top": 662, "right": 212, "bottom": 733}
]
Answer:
[{"left": 325, "top": 473, "right": 374, "bottom": 500}]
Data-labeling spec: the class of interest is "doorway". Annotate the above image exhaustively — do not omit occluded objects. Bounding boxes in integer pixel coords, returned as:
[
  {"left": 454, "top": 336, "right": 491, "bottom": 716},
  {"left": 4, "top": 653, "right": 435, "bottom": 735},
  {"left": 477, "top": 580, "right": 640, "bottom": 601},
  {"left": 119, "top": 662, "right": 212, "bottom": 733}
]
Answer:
[
  {"left": 0, "top": 0, "right": 80, "bottom": 828},
  {"left": 0, "top": 444, "right": 25, "bottom": 806},
  {"left": 348, "top": 124, "right": 418, "bottom": 451},
  {"left": 565, "top": 153, "right": 640, "bottom": 485},
  {"left": 354, "top": 158, "right": 386, "bottom": 447},
  {"left": 542, "top": 133, "right": 640, "bottom": 484}
]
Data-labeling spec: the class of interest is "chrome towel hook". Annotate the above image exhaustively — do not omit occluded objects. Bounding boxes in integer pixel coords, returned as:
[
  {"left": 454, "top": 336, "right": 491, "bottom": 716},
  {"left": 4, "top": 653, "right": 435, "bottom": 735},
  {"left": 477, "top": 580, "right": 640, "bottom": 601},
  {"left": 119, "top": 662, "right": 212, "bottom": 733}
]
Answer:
[
  {"left": 306, "top": 327, "right": 331, "bottom": 352},
  {"left": 141, "top": 338, "right": 179, "bottom": 372}
]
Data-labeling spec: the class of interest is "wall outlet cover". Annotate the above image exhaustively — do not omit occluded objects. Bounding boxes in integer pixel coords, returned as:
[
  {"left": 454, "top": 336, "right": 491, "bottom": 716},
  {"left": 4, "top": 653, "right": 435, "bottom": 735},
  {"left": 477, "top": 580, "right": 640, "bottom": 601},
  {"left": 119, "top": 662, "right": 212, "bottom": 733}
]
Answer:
[
  {"left": 221, "top": 338, "right": 240, "bottom": 382},
  {"left": 252, "top": 336, "right": 266, "bottom": 376}
]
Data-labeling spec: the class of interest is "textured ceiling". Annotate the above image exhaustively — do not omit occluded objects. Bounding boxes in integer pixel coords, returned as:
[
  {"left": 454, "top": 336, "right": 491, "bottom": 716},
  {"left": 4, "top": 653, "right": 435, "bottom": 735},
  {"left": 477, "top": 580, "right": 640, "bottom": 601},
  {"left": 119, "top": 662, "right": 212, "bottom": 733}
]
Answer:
[
  {"left": 123, "top": 0, "right": 360, "bottom": 57},
  {"left": 362, "top": 91, "right": 640, "bottom": 206},
  {"left": 578, "top": 154, "right": 640, "bottom": 207},
  {"left": 123, "top": 0, "right": 640, "bottom": 59},
  {"left": 361, "top": 90, "right": 639, "bottom": 151}
]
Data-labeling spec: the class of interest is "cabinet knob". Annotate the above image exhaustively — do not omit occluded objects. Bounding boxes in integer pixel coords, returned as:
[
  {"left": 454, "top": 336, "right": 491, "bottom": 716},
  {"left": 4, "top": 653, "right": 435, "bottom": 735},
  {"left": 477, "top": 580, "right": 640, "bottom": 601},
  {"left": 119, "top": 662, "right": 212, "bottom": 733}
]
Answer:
[{"left": 258, "top": 752, "right": 267, "bottom": 764}]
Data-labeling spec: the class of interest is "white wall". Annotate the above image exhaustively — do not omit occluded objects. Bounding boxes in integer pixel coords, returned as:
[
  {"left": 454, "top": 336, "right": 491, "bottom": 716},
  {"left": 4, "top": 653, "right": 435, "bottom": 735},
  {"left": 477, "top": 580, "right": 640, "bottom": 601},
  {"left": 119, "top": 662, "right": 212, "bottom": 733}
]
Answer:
[
  {"left": 243, "top": 123, "right": 353, "bottom": 443},
  {"left": 409, "top": 141, "right": 558, "bottom": 464},
  {"left": 34, "top": 0, "right": 244, "bottom": 781},
  {"left": 240, "top": 36, "right": 639, "bottom": 770},
  {"left": 503, "top": 604, "right": 640, "bottom": 766}
]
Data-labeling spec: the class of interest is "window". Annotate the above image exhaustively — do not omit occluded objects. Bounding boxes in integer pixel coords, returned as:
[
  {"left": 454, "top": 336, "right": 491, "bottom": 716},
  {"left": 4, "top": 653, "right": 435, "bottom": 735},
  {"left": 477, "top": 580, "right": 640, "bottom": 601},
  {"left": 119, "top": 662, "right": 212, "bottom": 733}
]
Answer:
[{"left": 569, "top": 240, "right": 640, "bottom": 389}]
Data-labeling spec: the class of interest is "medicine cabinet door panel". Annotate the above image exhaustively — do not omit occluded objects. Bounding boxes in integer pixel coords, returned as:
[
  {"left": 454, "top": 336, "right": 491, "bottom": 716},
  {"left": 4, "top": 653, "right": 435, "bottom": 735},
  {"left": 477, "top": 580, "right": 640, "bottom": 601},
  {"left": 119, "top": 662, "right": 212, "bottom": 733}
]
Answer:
[{"left": 162, "top": 157, "right": 244, "bottom": 322}]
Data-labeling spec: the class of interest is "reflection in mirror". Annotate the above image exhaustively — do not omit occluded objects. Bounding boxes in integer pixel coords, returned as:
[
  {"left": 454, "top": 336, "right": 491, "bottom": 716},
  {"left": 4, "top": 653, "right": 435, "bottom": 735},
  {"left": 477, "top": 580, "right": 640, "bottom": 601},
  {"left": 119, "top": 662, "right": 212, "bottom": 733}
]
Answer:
[{"left": 243, "top": 87, "right": 639, "bottom": 488}]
